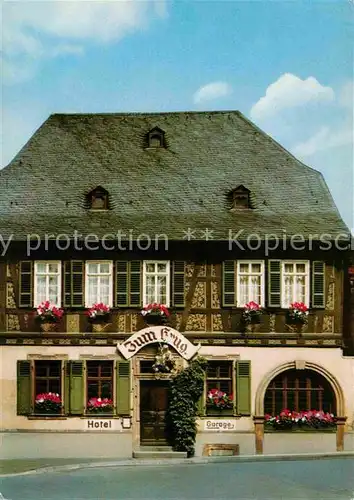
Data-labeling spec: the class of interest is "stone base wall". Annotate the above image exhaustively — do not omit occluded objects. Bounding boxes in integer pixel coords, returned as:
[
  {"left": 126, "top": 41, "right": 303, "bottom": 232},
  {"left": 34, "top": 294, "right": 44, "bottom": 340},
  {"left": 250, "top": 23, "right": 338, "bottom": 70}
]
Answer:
[
  {"left": 1, "top": 432, "right": 133, "bottom": 460},
  {"left": 264, "top": 432, "right": 337, "bottom": 455}
]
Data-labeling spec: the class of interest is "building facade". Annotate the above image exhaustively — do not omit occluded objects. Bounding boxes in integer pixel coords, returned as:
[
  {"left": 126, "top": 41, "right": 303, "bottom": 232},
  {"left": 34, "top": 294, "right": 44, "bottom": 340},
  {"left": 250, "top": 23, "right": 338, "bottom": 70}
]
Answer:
[{"left": 1, "top": 111, "right": 353, "bottom": 459}]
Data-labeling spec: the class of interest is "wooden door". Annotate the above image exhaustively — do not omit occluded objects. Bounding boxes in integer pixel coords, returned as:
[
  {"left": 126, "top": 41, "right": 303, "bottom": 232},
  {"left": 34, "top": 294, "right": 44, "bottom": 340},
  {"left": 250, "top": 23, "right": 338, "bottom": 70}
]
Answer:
[{"left": 140, "top": 381, "right": 169, "bottom": 445}]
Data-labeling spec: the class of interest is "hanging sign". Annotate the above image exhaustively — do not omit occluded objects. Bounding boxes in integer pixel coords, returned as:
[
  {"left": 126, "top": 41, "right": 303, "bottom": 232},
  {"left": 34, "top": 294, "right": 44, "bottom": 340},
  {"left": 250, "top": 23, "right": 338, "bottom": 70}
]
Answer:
[{"left": 117, "top": 326, "right": 200, "bottom": 360}]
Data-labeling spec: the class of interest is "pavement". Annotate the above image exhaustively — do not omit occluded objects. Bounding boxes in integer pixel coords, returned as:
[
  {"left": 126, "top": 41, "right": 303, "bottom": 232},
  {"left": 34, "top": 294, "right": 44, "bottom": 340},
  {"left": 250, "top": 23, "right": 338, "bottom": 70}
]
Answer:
[
  {"left": 1, "top": 451, "right": 353, "bottom": 476},
  {"left": 0, "top": 455, "right": 353, "bottom": 500}
]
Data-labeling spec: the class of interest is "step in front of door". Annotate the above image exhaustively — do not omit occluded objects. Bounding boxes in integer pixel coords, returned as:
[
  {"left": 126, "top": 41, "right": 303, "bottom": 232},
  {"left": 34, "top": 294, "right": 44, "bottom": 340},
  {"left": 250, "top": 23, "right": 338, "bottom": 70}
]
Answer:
[{"left": 133, "top": 448, "right": 188, "bottom": 459}]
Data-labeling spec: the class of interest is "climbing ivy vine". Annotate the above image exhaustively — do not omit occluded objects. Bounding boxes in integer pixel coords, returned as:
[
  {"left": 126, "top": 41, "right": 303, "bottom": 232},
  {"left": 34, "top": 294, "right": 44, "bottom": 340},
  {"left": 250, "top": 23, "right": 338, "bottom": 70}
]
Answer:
[{"left": 166, "top": 356, "right": 207, "bottom": 457}]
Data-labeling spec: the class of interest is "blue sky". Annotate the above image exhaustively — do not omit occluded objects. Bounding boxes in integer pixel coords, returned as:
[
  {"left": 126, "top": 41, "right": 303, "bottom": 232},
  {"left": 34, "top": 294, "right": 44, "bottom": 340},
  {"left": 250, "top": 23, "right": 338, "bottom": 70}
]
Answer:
[{"left": 2, "top": 0, "right": 353, "bottom": 228}]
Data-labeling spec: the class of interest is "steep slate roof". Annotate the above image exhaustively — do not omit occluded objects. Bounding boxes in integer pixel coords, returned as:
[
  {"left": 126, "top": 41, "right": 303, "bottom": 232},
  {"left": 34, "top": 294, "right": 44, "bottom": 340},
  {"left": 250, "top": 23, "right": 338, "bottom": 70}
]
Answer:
[{"left": 0, "top": 111, "right": 349, "bottom": 241}]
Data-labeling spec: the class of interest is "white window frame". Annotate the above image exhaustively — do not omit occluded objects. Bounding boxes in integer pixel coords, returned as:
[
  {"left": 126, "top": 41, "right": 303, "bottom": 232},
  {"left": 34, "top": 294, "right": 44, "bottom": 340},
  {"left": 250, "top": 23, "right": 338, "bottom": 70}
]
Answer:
[
  {"left": 34, "top": 261, "right": 62, "bottom": 307},
  {"left": 85, "top": 261, "right": 113, "bottom": 307},
  {"left": 236, "top": 260, "right": 265, "bottom": 307},
  {"left": 142, "top": 260, "right": 170, "bottom": 307},
  {"left": 281, "top": 260, "right": 310, "bottom": 308}
]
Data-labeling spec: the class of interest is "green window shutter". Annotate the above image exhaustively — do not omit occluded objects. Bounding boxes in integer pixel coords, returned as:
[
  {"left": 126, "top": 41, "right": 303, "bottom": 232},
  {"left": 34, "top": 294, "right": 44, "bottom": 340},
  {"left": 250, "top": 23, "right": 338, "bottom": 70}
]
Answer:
[
  {"left": 17, "top": 360, "right": 32, "bottom": 415},
  {"left": 71, "top": 261, "right": 84, "bottom": 307},
  {"left": 172, "top": 261, "right": 185, "bottom": 307},
  {"left": 64, "top": 361, "right": 70, "bottom": 415},
  {"left": 64, "top": 261, "right": 84, "bottom": 307},
  {"left": 222, "top": 261, "right": 236, "bottom": 306},
  {"left": 268, "top": 260, "right": 281, "bottom": 307},
  {"left": 115, "top": 261, "right": 129, "bottom": 307},
  {"left": 63, "top": 262, "right": 72, "bottom": 307},
  {"left": 19, "top": 261, "right": 33, "bottom": 307},
  {"left": 235, "top": 360, "right": 251, "bottom": 415},
  {"left": 129, "top": 261, "right": 141, "bottom": 307},
  {"left": 67, "top": 361, "right": 84, "bottom": 415},
  {"left": 116, "top": 360, "right": 131, "bottom": 415},
  {"left": 312, "top": 261, "right": 325, "bottom": 308}
]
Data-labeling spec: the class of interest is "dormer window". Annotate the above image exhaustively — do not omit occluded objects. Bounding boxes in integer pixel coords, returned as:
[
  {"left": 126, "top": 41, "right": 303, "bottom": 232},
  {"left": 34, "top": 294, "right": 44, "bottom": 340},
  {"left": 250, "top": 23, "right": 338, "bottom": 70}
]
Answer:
[
  {"left": 147, "top": 127, "right": 165, "bottom": 148},
  {"left": 87, "top": 186, "right": 109, "bottom": 210},
  {"left": 229, "top": 185, "right": 251, "bottom": 209}
]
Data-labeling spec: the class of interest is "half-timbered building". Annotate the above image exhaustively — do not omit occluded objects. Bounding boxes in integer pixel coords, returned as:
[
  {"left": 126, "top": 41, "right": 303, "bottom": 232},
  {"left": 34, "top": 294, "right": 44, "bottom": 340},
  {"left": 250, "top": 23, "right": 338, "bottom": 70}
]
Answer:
[{"left": 0, "top": 111, "right": 353, "bottom": 459}]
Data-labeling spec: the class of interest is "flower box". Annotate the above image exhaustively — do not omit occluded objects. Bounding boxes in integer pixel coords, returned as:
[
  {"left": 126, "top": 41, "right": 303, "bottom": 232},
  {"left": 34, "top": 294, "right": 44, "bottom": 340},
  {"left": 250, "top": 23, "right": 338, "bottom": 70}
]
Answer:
[
  {"left": 265, "top": 409, "right": 337, "bottom": 431},
  {"left": 87, "top": 397, "right": 114, "bottom": 413},
  {"left": 35, "top": 301, "right": 64, "bottom": 332},
  {"left": 40, "top": 322, "right": 58, "bottom": 333},
  {"left": 287, "top": 302, "right": 308, "bottom": 325},
  {"left": 265, "top": 427, "right": 336, "bottom": 433},
  {"left": 86, "top": 303, "right": 110, "bottom": 331},
  {"left": 141, "top": 303, "right": 170, "bottom": 325},
  {"left": 34, "top": 392, "right": 62, "bottom": 414},
  {"left": 242, "top": 302, "right": 263, "bottom": 324},
  {"left": 207, "top": 389, "right": 233, "bottom": 413}
]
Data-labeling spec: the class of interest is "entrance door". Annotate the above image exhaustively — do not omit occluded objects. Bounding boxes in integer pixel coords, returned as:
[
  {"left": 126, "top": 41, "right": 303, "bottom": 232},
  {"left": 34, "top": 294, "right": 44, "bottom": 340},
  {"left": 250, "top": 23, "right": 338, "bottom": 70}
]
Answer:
[{"left": 140, "top": 380, "right": 169, "bottom": 445}]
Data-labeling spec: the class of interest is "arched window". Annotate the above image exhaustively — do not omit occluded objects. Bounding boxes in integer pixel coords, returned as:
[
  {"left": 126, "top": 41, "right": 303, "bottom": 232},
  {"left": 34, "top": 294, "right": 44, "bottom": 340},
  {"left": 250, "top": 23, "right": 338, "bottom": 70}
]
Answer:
[
  {"left": 229, "top": 185, "right": 251, "bottom": 209},
  {"left": 87, "top": 186, "right": 109, "bottom": 210},
  {"left": 150, "top": 134, "right": 162, "bottom": 148},
  {"left": 264, "top": 369, "right": 336, "bottom": 415},
  {"left": 147, "top": 127, "right": 165, "bottom": 148}
]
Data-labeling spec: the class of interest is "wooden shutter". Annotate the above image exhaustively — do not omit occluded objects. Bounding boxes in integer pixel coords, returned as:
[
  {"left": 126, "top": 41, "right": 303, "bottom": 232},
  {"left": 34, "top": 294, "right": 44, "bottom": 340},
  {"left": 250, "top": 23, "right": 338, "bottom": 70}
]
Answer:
[
  {"left": 115, "top": 261, "right": 129, "bottom": 306},
  {"left": 268, "top": 260, "right": 281, "bottom": 307},
  {"left": 64, "top": 361, "right": 70, "bottom": 416},
  {"left": 312, "top": 261, "right": 325, "bottom": 308},
  {"left": 63, "top": 261, "right": 72, "bottom": 307},
  {"left": 63, "top": 261, "right": 84, "bottom": 307},
  {"left": 116, "top": 360, "right": 131, "bottom": 415},
  {"left": 19, "top": 261, "right": 33, "bottom": 307},
  {"left": 129, "top": 261, "right": 141, "bottom": 307},
  {"left": 66, "top": 361, "right": 84, "bottom": 415},
  {"left": 235, "top": 360, "right": 251, "bottom": 415},
  {"left": 17, "top": 360, "right": 32, "bottom": 415},
  {"left": 172, "top": 261, "right": 185, "bottom": 307},
  {"left": 72, "top": 261, "right": 84, "bottom": 307},
  {"left": 222, "top": 261, "right": 236, "bottom": 306}
]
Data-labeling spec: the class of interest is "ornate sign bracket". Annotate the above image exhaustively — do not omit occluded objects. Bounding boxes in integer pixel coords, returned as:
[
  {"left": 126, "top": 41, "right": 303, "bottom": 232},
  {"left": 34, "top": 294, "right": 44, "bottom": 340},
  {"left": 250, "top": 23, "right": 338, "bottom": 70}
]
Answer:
[{"left": 117, "top": 326, "right": 200, "bottom": 360}]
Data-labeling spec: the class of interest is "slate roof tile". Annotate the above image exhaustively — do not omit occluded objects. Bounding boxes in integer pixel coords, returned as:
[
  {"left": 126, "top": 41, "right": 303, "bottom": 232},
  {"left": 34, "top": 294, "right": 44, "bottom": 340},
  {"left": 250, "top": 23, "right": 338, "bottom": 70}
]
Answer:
[{"left": 0, "top": 110, "right": 349, "bottom": 241}]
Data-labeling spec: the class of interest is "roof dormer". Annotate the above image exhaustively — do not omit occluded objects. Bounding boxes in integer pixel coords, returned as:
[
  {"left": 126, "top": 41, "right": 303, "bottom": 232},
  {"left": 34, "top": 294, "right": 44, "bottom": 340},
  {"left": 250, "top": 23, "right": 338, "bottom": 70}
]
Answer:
[
  {"left": 86, "top": 186, "right": 110, "bottom": 210},
  {"left": 146, "top": 127, "right": 166, "bottom": 149},
  {"left": 228, "top": 185, "right": 251, "bottom": 209}
]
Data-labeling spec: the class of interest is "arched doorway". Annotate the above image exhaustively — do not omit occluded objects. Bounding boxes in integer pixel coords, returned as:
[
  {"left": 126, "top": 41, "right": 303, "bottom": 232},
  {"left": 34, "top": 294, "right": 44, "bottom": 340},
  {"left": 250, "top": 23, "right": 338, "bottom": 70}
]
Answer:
[{"left": 264, "top": 368, "right": 336, "bottom": 416}]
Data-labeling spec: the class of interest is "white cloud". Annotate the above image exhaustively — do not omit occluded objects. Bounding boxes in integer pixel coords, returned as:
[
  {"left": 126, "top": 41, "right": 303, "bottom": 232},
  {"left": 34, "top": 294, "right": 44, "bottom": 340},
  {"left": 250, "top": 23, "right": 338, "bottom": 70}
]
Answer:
[
  {"left": 292, "top": 126, "right": 353, "bottom": 158},
  {"left": 193, "top": 82, "right": 232, "bottom": 104},
  {"left": 2, "top": 0, "right": 167, "bottom": 84},
  {"left": 250, "top": 73, "right": 335, "bottom": 121}
]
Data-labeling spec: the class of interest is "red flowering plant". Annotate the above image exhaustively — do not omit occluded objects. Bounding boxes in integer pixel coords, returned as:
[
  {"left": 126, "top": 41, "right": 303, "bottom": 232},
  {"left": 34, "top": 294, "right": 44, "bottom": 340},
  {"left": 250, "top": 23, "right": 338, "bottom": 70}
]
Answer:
[
  {"left": 207, "top": 389, "right": 233, "bottom": 410},
  {"left": 141, "top": 303, "right": 170, "bottom": 324},
  {"left": 265, "top": 409, "right": 336, "bottom": 430},
  {"left": 35, "top": 392, "right": 62, "bottom": 414},
  {"left": 86, "top": 303, "right": 110, "bottom": 322},
  {"left": 242, "top": 301, "right": 263, "bottom": 324},
  {"left": 288, "top": 302, "right": 309, "bottom": 324},
  {"left": 87, "top": 397, "right": 114, "bottom": 413},
  {"left": 36, "top": 301, "right": 64, "bottom": 323}
]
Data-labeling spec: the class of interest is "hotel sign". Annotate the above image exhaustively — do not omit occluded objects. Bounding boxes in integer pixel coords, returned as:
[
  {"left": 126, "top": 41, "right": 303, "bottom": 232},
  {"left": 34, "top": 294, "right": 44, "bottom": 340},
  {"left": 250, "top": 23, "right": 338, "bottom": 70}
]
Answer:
[{"left": 117, "top": 326, "right": 200, "bottom": 360}]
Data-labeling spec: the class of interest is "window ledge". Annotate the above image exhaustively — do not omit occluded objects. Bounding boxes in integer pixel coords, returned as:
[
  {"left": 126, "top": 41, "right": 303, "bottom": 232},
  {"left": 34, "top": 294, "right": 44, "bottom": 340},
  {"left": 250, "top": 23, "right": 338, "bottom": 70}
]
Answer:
[
  {"left": 264, "top": 428, "right": 336, "bottom": 433},
  {"left": 81, "top": 415, "right": 117, "bottom": 419},
  {"left": 28, "top": 416, "right": 67, "bottom": 420}
]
